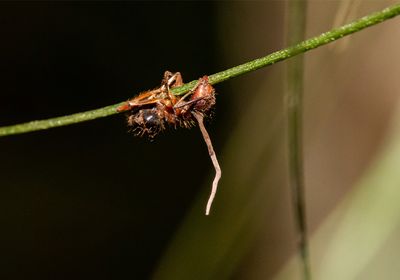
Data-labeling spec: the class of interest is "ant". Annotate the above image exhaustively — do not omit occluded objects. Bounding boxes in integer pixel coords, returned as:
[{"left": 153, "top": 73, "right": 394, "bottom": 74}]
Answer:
[
  {"left": 117, "top": 71, "right": 221, "bottom": 215},
  {"left": 117, "top": 71, "right": 215, "bottom": 137}
]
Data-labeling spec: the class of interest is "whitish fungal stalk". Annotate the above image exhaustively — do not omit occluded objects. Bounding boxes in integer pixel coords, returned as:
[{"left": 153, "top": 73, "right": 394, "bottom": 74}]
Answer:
[{"left": 193, "top": 112, "right": 222, "bottom": 215}]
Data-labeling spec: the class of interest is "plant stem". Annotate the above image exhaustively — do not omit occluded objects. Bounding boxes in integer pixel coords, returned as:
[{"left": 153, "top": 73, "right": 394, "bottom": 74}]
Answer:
[
  {"left": 1, "top": 3, "right": 399, "bottom": 137},
  {"left": 285, "top": 1, "right": 310, "bottom": 279}
]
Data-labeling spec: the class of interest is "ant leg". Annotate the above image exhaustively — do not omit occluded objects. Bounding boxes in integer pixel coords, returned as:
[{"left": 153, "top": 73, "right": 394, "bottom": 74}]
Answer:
[
  {"left": 161, "top": 71, "right": 173, "bottom": 88},
  {"left": 160, "top": 71, "right": 184, "bottom": 114},
  {"left": 173, "top": 79, "right": 201, "bottom": 109},
  {"left": 164, "top": 72, "right": 183, "bottom": 102},
  {"left": 169, "top": 72, "right": 183, "bottom": 88},
  {"left": 174, "top": 96, "right": 205, "bottom": 109},
  {"left": 161, "top": 71, "right": 183, "bottom": 90},
  {"left": 116, "top": 87, "right": 164, "bottom": 112}
]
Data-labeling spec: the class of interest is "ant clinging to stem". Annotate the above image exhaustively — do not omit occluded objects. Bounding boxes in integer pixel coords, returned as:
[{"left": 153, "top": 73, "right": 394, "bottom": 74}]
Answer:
[{"left": 117, "top": 71, "right": 221, "bottom": 215}]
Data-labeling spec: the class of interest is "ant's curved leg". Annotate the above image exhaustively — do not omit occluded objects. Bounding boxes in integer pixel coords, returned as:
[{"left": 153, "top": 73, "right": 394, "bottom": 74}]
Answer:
[
  {"left": 161, "top": 71, "right": 183, "bottom": 95},
  {"left": 173, "top": 79, "right": 201, "bottom": 109},
  {"left": 174, "top": 76, "right": 214, "bottom": 110},
  {"left": 161, "top": 71, "right": 184, "bottom": 114},
  {"left": 168, "top": 71, "right": 183, "bottom": 88}
]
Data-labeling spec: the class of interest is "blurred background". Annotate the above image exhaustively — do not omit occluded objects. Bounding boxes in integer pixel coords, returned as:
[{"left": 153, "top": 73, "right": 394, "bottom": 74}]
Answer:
[{"left": 1, "top": 1, "right": 400, "bottom": 279}]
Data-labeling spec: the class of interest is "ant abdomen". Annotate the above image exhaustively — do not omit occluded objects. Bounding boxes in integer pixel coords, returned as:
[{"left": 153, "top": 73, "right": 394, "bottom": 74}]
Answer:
[
  {"left": 141, "top": 109, "right": 162, "bottom": 127},
  {"left": 127, "top": 107, "right": 165, "bottom": 138}
]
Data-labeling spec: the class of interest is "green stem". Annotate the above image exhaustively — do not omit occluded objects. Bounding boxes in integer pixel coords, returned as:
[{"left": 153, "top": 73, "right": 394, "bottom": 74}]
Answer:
[
  {"left": 286, "top": 1, "right": 310, "bottom": 280},
  {"left": 1, "top": 3, "right": 399, "bottom": 137}
]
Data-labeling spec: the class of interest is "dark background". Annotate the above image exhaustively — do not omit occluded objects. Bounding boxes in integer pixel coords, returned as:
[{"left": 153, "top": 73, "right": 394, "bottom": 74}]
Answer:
[{"left": 0, "top": 2, "right": 227, "bottom": 279}]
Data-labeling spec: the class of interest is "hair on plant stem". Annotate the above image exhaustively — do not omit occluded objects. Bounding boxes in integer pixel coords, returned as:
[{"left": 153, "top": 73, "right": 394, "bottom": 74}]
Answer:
[{"left": 118, "top": 71, "right": 221, "bottom": 215}]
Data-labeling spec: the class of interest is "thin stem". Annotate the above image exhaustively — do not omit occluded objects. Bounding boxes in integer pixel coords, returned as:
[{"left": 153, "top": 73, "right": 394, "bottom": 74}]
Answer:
[
  {"left": 286, "top": 0, "right": 310, "bottom": 279},
  {"left": 0, "top": 3, "right": 399, "bottom": 137}
]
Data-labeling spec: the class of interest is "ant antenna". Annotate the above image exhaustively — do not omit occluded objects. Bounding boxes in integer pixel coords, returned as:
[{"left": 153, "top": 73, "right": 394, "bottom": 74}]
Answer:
[{"left": 192, "top": 111, "right": 222, "bottom": 215}]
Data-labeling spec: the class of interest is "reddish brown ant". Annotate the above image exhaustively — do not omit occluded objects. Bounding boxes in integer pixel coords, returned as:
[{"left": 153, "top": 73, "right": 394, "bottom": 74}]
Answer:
[
  {"left": 117, "top": 71, "right": 186, "bottom": 138},
  {"left": 117, "top": 71, "right": 221, "bottom": 215}
]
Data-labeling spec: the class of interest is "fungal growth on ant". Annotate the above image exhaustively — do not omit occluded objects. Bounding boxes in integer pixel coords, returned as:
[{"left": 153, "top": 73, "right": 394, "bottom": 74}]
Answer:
[{"left": 117, "top": 71, "right": 221, "bottom": 215}]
